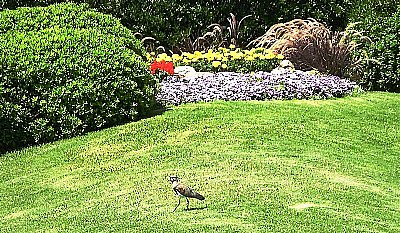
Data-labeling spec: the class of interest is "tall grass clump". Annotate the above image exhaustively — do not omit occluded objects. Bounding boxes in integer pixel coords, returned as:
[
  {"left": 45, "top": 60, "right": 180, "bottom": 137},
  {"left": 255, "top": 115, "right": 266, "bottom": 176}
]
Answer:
[{"left": 248, "top": 18, "right": 369, "bottom": 79}]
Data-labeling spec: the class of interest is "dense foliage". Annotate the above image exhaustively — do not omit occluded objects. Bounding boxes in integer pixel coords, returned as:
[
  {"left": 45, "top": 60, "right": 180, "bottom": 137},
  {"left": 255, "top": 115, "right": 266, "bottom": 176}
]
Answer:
[
  {"left": 0, "top": 3, "right": 157, "bottom": 154},
  {"left": 0, "top": 2, "right": 146, "bottom": 57},
  {"left": 349, "top": 2, "right": 400, "bottom": 92},
  {"left": 1, "top": 0, "right": 353, "bottom": 51},
  {"left": 156, "top": 71, "right": 358, "bottom": 106}
]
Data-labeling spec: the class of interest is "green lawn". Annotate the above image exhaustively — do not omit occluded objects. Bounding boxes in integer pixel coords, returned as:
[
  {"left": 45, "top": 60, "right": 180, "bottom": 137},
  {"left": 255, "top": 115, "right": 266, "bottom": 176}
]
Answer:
[{"left": 1, "top": 92, "right": 399, "bottom": 232}]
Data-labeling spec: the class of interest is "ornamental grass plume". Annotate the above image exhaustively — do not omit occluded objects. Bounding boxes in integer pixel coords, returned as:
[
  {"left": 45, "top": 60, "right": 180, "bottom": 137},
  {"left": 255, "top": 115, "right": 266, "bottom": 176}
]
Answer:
[
  {"left": 248, "top": 19, "right": 370, "bottom": 79},
  {"left": 177, "top": 14, "right": 252, "bottom": 52}
]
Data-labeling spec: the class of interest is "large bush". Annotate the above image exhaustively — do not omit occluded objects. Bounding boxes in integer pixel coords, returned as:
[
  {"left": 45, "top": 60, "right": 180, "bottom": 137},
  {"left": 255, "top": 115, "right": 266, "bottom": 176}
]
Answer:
[
  {"left": 349, "top": 1, "right": 400, "bottom": 92},
  {"left": 0, "top": 3, "right": 158, "bottom": 154},
  {"left": 0, "top": 2, "right": 146, "bottom": 57},
  {"left": 1, "top": 0, "right": 353, "bottom": 50}
]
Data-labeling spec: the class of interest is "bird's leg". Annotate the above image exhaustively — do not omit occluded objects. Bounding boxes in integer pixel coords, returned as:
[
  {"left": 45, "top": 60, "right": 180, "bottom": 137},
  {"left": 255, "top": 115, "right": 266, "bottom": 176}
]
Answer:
[
  {"left": 173, "top": 198, "right": 181, "bottom": 212},
  {"left": 186, "top": 197, "right": 190, "bottom": 211}
]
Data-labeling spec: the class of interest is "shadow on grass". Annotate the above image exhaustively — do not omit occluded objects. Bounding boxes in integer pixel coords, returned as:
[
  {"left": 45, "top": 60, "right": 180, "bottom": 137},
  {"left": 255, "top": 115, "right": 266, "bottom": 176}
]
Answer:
[
  {"left": 142, "top": 103, "right": 171, "bottom": 119},
  {"left": 0, "top": 102, "right": 171, "bottom": 156},
  {"left": 186, "top": 205, "right": 207, "bottom": 211}
]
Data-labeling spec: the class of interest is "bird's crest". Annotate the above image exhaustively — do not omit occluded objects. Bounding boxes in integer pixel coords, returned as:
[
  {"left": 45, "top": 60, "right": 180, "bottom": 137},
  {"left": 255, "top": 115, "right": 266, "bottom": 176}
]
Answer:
[{"left": 169, "top": 176, "right": 179, "bottom": 183}]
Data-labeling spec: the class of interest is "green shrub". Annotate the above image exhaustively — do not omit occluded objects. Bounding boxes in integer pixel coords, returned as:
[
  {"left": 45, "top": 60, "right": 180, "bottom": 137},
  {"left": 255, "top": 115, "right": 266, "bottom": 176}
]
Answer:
[
  {"left": 0, "top": 2, "right": 146, "bottom": 57},
  {"left": 0, "top": 4, "right": 158, "bottom": 154},
  {"left": 349, "top": 2, "right": 400, "bottom": 92}
]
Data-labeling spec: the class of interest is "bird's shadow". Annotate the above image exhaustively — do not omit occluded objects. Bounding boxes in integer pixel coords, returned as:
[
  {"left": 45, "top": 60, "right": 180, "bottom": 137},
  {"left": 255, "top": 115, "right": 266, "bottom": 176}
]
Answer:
[{"left": 185, "top": 205, "right": 207, "bottom": 211}]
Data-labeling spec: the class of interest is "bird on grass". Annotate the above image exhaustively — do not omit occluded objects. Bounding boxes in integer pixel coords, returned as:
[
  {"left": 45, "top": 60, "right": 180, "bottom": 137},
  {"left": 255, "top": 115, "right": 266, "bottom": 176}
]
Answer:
[{"left": 169, "top": 176, "right": 205, "bottom": 212}]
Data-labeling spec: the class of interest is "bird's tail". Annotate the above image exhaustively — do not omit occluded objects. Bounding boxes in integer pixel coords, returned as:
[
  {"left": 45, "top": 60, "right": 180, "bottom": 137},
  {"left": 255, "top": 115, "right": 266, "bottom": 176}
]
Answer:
[
  {"left": 185, "top": 187, "right": 205, "bottom": 200},
  {"left": 192, "top": 192, "right": 205, "bottom": 200}
]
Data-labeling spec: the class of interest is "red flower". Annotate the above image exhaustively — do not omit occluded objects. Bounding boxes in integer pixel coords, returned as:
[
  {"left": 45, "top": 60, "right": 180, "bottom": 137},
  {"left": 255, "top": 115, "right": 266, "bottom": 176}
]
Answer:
[
  {"left": 150, "top": 60, "right": 174, "bottom": 75},
  {"left": 150, "top": 61, "right": 159, "bottom": 74}
]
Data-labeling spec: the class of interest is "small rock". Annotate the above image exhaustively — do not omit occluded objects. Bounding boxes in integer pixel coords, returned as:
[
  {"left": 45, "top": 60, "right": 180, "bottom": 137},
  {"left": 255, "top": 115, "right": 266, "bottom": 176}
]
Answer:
[
  {"left": 280, "top": 60, "right": 294, "bottom": 69},
  {"left": 174, "top": 66, "right": 197, "bottom": 78}
]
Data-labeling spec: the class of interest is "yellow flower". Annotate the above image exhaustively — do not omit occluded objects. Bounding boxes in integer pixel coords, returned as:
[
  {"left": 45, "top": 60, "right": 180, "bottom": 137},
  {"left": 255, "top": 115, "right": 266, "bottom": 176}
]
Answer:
[
  {"left": 255, "top": 47, "right": 265, "bottom": 52},
  {"left": 156, "top": 53, "right": 172, "bottom": 62},
  {"left": 183, "top": 52, "right": 195, "bottom": 60},
  {"left": 221, "top": 63, "right": 228, "bottom": 69},
  {"left": 232, "top": 55, "right": 241, "bottom": 60},
  {"left": 218, "top": 47, "right": 228, "bottom": 53},
  {"left": 212, "top": 61, "right": 221, "bottom": 67},
  {"left": 172, "top": 54, "right": 183, "bottom": 62},
  {"left": 146, "top": 53, "right": 152, "bottom": 61},
  {"left": 205, "top": 53, "right": 215, "bottom": 61},
  {"left": 214, "top": 52, "right": 223, "bottom": 60},
  {"left": 263, "top": 53, "right": 275, "bottom": 59},
  {"left": 229, "top": 51, "right": 242, "bottom": 60},
  {"left": 276, "top": 54, "right": 284, "bottom": 59},
  {"left": 229, "top": 44, "right": 236, "bottom": 49},
  {"left": 244, "top": 50, "right": 252, "bottom": 55},
  {"left": 182, "top": 58, "right": 191, "bottom": 64},
  {"left": 194, "top": 51, "right": 203, "bottom": 58},
  {"left": 244, "top": 55, "right": 255, "bottom": 61},
  {"left": 263, "top": 49, "right": 274, "bottom": 55},
  {"left": 158, "top": 53, "right": 168, "bottom": 59},
  {"left": 253, "top": 53, "right": 262, "bottom": 58}
]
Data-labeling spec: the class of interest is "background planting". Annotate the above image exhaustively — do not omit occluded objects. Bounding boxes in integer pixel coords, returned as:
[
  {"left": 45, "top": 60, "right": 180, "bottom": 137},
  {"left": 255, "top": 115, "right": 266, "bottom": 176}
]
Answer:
[
  {"left": 0, "top": 3, "right": 158, "bottom": 154},
  {"left": 5, "top": 0, "right": 397, "bottom": 93},
  {"left": 349, "top": 1, "right": 400, "bottom": 92},
  {"left": 1, "top": 0, "right": 400, "bottom": 154},
  {"left": 1, "top": 0, "right": 353, "bottom": 50}
]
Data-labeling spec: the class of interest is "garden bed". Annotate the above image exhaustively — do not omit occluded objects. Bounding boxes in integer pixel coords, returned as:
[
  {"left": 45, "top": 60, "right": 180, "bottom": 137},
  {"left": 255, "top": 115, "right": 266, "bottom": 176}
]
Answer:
[{"left": 156, "top": 70, "right": 358, "bottom": 106}]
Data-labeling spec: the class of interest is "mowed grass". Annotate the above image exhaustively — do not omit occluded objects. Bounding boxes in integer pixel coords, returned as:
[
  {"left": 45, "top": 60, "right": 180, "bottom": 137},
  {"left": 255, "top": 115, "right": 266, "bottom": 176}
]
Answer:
[{"left": 1, "top": 92, "right": 399, "bottom": 232}]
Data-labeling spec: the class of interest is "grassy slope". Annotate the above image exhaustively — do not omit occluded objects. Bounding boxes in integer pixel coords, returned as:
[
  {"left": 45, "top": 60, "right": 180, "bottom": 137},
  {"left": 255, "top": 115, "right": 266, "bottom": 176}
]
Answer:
[{"left": 0, "top": 92, "right": 399, "bottom": 232}]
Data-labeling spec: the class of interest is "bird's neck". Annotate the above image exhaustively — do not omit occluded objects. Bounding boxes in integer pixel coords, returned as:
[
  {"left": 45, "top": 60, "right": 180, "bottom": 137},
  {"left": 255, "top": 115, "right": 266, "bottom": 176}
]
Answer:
[{"left": 171, "top": 181, "right": 180, "bottom": 188}]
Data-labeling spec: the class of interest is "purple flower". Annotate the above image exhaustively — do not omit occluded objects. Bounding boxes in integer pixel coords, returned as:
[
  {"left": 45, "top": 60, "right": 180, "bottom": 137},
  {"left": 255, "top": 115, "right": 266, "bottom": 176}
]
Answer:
[{"left": 156, "top": 70, "right": 358, "bottom": 106}]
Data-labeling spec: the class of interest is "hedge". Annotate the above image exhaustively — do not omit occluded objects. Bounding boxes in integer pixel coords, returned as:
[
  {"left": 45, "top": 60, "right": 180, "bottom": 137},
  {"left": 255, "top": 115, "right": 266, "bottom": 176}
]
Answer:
[
  {"left": 0, "top": 2, "right": 146, "bottom": 57},
  {"left": 0, "top": 3, "right": 158, "bottom": 153}
]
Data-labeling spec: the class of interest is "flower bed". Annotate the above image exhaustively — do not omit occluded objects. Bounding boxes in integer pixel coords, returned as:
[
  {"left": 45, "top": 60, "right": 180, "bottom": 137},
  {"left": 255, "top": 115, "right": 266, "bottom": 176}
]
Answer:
[
  {"left": 149, "top": 46, "right": 283, "bottom": 73},
  {"left": 156, "top": 70, "right": 358, "bottom": 106}
]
